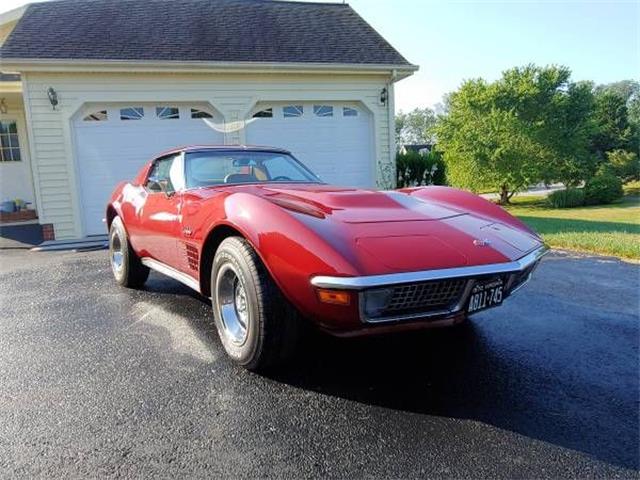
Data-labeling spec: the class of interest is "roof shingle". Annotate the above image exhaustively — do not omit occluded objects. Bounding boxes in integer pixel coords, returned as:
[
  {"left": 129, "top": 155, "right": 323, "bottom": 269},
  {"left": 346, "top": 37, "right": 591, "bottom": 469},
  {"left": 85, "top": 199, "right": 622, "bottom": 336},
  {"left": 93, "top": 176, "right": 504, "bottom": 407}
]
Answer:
[{"left": 0, "top": 0, "right": 412, "bottom": 66}]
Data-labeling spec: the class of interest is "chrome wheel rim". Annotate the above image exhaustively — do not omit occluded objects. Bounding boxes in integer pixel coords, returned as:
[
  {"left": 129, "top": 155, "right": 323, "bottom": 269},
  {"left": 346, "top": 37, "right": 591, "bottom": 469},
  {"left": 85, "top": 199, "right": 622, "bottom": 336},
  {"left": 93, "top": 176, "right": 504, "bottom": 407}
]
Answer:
[
  {"left": 216, "top": 265, "right": 249, "bottom": 345},
  {"left": 110, "top": 231, "right": 124, "bottom": 275}
]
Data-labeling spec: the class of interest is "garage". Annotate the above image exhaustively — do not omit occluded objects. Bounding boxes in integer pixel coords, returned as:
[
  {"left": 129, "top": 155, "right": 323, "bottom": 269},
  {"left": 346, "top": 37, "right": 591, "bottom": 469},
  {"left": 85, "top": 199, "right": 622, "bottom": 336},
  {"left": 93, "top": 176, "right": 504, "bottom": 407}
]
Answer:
[
  {"left": 73, "top": 103, "right": 224, "bottom": 235},
  {"left": 4, "top": 0, "right": 416, "bottom": 240},
  {"left": 245, "top": 102, "right": 374, "bottom": 188}
]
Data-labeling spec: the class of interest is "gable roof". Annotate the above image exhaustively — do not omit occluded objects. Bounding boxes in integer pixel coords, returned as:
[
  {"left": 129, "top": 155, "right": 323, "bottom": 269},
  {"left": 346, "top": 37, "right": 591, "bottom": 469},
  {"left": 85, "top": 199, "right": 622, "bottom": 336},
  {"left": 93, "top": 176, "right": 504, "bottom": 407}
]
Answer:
[{"left": 0, "top": 0, "right": 413, "bottom": 68}]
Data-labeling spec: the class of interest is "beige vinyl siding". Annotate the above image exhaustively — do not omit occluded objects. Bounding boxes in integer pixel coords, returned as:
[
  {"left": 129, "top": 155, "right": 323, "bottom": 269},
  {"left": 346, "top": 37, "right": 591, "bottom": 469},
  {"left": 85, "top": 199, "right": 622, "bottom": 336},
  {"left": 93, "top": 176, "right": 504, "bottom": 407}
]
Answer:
[{"left": 23, "top": 71, "right": 395, "bottom": 239}]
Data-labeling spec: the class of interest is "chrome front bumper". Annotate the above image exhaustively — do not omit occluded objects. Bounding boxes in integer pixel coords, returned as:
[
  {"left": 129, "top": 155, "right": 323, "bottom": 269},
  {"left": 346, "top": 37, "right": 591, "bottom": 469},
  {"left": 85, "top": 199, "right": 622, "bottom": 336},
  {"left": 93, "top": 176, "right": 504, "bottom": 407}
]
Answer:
[{"left": 311, "top": 245, "right": 548, "bottom": 324}]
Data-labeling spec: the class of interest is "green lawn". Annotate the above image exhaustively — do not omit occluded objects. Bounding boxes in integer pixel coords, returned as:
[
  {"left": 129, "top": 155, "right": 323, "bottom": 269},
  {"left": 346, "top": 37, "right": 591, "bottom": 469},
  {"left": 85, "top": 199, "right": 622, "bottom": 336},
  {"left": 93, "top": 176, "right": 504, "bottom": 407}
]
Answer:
[{"left": 505, "top": 187, "right": 640, "bottom": 260}]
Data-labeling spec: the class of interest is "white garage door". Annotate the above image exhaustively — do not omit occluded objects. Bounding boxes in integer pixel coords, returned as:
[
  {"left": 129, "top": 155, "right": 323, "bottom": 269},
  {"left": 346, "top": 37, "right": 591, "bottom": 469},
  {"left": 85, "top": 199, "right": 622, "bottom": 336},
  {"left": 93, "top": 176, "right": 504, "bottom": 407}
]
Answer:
[
  {"left": 73, "top": 103, "right": 224, "bottom": 235},
  {"left": 245, "top": 102, "right": 374, "bottom": 188}
]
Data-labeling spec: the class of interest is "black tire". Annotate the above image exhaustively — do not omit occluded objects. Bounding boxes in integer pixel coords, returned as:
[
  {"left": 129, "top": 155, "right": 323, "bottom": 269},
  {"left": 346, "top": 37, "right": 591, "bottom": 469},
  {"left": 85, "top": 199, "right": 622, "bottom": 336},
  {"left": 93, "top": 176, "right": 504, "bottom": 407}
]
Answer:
[
  {"left": 109, "top": 216, "right": 150, "bottom": 288},
  {"left": 211, "top": 236, "right": 300, "bottom": 372}
]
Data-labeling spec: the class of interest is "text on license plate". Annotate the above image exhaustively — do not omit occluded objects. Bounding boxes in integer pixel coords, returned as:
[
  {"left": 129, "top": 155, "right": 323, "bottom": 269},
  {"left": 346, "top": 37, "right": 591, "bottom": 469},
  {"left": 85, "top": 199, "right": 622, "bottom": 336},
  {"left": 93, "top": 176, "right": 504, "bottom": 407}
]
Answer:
[{"left": 468, "top": 279, "right": 504, "bottom": 314}]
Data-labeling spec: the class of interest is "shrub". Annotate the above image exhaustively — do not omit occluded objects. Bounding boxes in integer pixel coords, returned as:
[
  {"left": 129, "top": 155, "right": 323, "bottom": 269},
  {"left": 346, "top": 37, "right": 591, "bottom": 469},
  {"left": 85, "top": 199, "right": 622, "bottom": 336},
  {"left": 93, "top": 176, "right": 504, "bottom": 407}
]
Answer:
[
  {"left": 547, "top": 188, "right": 585, "bottom": 208},
  {"left": 606, "top": 149, "right": 640, "bottom": 183},
  {"left": 584, "top": 170, "right": 624, "bottom": 205},
  {"left": 396, "top": 150, "right": 446, "bottom": 187}
]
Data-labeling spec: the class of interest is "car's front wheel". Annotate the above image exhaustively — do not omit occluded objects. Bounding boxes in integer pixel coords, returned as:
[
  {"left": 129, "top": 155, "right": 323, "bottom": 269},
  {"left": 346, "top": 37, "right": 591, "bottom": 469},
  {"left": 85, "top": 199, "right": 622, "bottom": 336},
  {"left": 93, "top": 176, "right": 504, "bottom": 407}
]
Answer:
[
  {"left": 109, "top": 216, "right": 149, "bottom": 288},
  {"left": 211, "top": 237, "right": 300, "bottom": 372}
]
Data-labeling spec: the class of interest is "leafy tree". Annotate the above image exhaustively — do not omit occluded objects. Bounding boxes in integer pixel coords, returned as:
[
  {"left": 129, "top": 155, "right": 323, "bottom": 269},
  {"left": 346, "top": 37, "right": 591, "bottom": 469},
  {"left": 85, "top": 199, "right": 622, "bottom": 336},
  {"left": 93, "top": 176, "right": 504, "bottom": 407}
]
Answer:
[
  {"left": 590, "top": 88, "right": 635, "bottom": 160},
  {"left": 606, "top": 149, "right": 640, "bottom": 182},
  {"left": 540, "top": 81, "right": 596, "bottom": 186},
  {"left": 395, "top": 107, "right": 437, "bottom": 145},
  {"left": 436, "top": 64, "right": 593, "bottom": 203}
]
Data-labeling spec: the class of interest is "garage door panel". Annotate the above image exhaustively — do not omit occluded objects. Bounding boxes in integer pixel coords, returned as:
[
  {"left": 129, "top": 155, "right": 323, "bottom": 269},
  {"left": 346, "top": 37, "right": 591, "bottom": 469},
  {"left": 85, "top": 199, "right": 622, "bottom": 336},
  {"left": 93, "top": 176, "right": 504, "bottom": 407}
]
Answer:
[
  {"left": 246, "top": 102, "right": 373, "bottom": 189},
  {"left": 74, "top": 104, "right": 223, "bottom": 235}
]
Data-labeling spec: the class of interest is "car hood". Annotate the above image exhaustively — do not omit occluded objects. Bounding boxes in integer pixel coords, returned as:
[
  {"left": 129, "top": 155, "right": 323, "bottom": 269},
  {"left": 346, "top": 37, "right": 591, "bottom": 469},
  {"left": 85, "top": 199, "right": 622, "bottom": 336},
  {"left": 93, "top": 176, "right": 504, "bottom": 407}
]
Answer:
[{"left": 227, "top": 184, "right": 542, "bottom": 275}]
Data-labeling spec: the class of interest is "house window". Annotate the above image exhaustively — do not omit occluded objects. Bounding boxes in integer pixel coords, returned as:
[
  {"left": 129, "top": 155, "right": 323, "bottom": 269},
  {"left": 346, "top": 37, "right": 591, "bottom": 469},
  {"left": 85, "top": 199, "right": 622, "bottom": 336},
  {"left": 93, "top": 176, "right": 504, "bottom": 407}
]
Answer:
[
  {"left": 283, "top": 105, "right": 303, "bottom": 118},
  {"left": 120, "top": 107, "right": 144, "bottom": 120},
  {"left": 83, "top": 110, "right": 108, "bottom": 121},
  {"left": 156, "top": 106, "right": 179, "bottom": 120},
  {"left": 191, "top": 108, "right": 213, "bottom": 119},
  {"left": 343, "top": 107, "right": 359, "bottom": 117},
  {"left": 313, "top": 105, "right": 333, "bottom": 117},
  {"left": 253, "top": 108, "right": 273, "bottom": 118},
  {"left": 0, "top": 121, "right": 21, "bottom": 162}
]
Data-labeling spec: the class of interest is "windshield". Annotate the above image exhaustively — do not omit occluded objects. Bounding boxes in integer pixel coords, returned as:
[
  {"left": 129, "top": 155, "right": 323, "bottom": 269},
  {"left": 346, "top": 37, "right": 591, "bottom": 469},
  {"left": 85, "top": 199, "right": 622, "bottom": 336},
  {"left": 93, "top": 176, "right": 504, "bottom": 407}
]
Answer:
[{"left": 184, "top": 151, "right": 322, "bottom": 189}]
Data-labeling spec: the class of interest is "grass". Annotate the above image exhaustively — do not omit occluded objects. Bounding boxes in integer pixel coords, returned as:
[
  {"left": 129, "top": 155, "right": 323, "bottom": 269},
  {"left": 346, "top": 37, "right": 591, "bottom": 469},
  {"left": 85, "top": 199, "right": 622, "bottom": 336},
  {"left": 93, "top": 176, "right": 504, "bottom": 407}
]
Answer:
[{"left": 504, "top": 186, "right": 640, "bottom": 260}]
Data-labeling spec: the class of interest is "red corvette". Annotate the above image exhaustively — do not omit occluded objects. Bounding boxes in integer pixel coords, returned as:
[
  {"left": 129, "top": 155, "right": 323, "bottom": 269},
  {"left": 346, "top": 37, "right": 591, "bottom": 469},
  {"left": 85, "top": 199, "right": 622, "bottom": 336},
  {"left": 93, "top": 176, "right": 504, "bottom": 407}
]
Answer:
[{"left": 106, "top": 146, "right": 547, "bottom": 370}]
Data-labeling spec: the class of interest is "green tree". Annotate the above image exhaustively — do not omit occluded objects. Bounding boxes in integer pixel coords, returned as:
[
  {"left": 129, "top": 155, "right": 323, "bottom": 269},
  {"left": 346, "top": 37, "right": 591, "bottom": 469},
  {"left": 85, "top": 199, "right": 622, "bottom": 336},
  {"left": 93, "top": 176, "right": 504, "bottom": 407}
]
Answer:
[
  {"left": 395, "top": 107, "right": 437, "bottom": 145},
  {"left": 590, "top": 88, "right": 635, "bottom": 160},
  {"left": 436, "top": 64, "right": 593, "bottom": 203},
  {"left": 606, "top": 149, "right": 640, "bottom": 182}
]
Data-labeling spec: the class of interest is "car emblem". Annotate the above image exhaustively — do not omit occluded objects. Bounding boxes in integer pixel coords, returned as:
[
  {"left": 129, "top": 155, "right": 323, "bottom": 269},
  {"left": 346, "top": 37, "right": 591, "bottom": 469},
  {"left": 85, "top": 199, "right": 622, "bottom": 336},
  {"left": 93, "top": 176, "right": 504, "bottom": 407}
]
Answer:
[{"left": 473, "top": 238, "right": 491, "bottom": 247}]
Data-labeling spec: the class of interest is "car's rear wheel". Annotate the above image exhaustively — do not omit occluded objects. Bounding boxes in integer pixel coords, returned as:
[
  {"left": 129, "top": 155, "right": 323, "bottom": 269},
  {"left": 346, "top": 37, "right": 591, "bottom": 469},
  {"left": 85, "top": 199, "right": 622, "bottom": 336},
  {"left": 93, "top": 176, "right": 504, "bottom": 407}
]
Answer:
[
  {"left": 109, "top": 216, "right": 149, "bottom": 288},
  {"left": 211, "top": 236, "right": 300, "bottom": 372}
]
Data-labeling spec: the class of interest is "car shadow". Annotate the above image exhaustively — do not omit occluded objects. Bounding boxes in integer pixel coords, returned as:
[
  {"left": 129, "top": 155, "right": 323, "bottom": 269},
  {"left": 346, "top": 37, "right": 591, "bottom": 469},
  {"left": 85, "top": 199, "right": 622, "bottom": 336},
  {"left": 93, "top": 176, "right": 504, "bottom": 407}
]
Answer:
[
  {"left": 267, "top": 322, "right": 638, "bottom": 471},
  {"left": 140, "top": 273, "right": 638, "bottom": 471}
]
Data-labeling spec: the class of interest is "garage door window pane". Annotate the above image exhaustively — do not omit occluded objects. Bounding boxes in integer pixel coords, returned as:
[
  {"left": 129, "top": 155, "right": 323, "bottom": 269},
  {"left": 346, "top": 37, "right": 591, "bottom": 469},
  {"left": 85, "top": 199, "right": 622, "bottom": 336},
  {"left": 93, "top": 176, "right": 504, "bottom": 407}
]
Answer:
[
  {"left": 253, "top": 108, "right": 273, "bottom": 118},
  {"left": 120, "top": 107, "right": 144, "bottom": 120},
  {"left": 283, "top": 105, "right": 303, "bottom": 118},
  {"left": 313, "top": 105, "right": 333, "bottom": 117},
  {"left": 343, "top": 107, "right": 359, "bottom": 117},
  {"left": 156, "top": 106, "right": 179, "bottom": 120},
  {"left": 83, "top": 110, "right": 108, "bottom": 121},
  {"left": 0, "top": 121, "right": 20, "bottom": 161},
  {"left": 191, "top": 108, "right": 213, "bottom": 119}
]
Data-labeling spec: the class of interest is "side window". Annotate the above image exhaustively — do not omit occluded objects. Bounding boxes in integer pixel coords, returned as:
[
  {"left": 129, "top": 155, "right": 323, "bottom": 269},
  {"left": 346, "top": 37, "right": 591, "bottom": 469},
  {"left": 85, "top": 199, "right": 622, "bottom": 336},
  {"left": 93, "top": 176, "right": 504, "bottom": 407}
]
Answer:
[
  {"left": 0, "top": 120, "right": 21, "bottom": 162},
  {"left": 146, "top": 154, "right": 180, "bottom": 192}
]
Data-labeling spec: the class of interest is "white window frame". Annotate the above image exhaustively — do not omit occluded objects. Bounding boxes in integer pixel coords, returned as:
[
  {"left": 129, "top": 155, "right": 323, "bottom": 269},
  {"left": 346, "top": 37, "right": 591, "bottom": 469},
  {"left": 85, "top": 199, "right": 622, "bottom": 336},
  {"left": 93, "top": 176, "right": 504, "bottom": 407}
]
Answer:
[
  {"left": 283, "top": 105, "right": 304, "bottom": 118},
  {"left": 120, "top": 107, "right": 145, "bottom": 121},
  {"left": 313, "top": 105, "right": 334, "bottom": 117},
  {"left": 253, "top": 108, "right": 274, "bottom": 119},
  {"left": 156, "top": 106, "right": 180, "bottom": 120},
  {"left": 82, "top": 110, "right": 108, "bottom": 122},
  {"left": 190, "top": 108, "right": 214, "bottom": 119},
  {"left": 343, "top": 106, "right": 359, "bottom": 117},
  {"left": 0, "top": 119, "right": 21, "bottom": 162}
]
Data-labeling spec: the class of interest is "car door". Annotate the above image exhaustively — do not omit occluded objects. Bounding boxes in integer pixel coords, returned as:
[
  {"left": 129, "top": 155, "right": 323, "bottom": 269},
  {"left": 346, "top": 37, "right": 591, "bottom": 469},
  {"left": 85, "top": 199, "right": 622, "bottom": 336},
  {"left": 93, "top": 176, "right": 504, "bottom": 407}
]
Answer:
[{"left": 138, "top": 153, "right": 184, "bottom": 267}]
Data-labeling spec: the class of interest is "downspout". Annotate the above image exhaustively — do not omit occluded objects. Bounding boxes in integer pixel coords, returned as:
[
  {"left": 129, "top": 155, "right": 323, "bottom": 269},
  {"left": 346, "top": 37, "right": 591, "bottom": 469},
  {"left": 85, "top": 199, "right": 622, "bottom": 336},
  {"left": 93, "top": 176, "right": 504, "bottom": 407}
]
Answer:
[{"left": 387, "top": 69, "right": 398, "bottom": 189}]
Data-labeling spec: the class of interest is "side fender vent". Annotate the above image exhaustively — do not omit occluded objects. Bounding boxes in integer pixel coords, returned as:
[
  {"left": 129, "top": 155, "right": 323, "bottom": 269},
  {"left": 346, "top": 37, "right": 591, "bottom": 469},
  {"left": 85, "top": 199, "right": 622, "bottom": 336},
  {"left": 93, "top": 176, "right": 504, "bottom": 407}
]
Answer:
[{"left": 185, "top": 243, "right": 199, "bottom": 271}]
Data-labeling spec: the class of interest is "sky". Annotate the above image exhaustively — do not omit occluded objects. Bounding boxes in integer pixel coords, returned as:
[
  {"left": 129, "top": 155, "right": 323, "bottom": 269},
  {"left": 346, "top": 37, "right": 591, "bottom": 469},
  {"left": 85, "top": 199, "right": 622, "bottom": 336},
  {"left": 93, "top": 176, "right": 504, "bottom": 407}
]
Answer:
[{"left": 1, "top": 0, "right": 638, "bottom": 112}]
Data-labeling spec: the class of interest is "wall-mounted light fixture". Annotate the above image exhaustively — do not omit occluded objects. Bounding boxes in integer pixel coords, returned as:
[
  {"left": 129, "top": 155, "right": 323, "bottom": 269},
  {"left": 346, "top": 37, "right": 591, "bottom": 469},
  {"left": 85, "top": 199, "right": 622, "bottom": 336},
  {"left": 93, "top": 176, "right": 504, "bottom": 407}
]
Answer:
[
  {"left": 47, "top": 87, "right": 58, "bottom": 110},
  {"left": 379, "top": 87, "right": 388, "bottom": 106}
]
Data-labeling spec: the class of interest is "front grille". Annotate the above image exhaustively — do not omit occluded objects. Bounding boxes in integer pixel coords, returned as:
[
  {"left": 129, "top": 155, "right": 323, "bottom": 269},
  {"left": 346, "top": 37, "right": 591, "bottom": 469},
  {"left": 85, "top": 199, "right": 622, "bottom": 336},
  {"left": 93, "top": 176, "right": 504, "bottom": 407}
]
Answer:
[
  {"left": 362, "top": 278, "right": 468, "bottom": 321},
  {"left": 387, "top": 280, "right": 466, "bottom": 313}
]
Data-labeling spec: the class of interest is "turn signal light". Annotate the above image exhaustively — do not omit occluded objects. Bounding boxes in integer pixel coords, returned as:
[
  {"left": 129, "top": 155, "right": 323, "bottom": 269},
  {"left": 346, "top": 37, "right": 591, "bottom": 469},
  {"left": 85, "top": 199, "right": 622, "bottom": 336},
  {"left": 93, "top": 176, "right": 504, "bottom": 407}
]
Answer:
[{"left": 317, "top": 289, "right": 351, "bottom": 306}]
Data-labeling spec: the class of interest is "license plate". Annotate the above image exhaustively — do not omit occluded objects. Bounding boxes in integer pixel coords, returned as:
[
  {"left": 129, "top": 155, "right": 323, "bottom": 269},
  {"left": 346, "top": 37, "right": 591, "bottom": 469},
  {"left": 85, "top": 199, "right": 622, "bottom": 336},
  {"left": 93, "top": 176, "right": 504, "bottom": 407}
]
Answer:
[{"left": 467, "top": 278, "right": 504, "bottom": 314}]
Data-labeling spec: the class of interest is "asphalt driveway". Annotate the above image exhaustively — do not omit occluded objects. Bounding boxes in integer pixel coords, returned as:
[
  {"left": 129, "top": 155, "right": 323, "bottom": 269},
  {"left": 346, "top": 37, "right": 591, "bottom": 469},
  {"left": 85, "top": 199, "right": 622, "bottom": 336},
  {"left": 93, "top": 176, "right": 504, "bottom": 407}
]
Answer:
[{"left": 0, "top": 249, "right": 637, "bottom": 478}]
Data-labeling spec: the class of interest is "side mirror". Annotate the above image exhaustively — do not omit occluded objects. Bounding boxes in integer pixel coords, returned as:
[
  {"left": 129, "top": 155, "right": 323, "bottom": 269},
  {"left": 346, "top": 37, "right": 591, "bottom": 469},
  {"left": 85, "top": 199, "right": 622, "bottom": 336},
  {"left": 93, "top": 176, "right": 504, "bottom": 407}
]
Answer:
[{"left": 146, "top": 176, "right": 174, "bottom": 196}]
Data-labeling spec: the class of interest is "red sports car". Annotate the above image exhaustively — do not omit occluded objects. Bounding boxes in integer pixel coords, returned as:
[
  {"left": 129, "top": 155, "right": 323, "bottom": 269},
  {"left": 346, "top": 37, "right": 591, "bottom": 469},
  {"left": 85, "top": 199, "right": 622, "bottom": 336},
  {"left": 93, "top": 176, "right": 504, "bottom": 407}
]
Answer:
[{"left": 106, "top": 146, "right": 547, "bottom": 370}]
